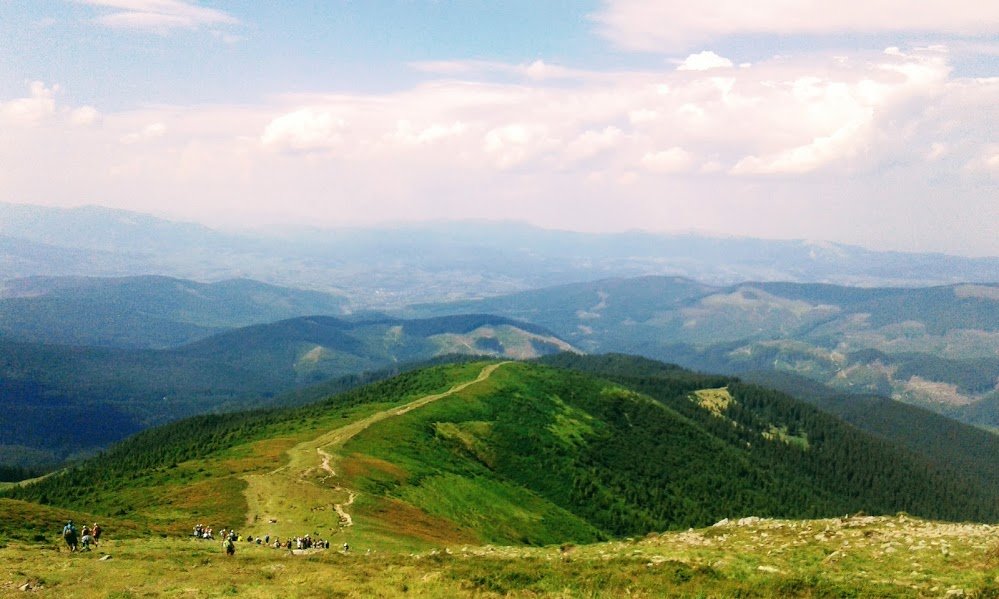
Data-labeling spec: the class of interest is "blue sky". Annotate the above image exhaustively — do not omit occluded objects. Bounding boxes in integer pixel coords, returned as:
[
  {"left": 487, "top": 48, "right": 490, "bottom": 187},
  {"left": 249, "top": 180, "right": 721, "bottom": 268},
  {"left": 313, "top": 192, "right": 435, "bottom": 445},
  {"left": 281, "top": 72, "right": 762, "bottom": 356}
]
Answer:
[{"left": 1, "top": 1, "right": 997, "bottom": 255}]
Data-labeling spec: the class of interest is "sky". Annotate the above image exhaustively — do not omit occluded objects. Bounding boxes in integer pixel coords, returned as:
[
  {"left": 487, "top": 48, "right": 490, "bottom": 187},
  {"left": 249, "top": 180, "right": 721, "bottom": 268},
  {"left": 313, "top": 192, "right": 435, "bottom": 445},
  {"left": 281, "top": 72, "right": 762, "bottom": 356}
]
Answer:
[{"left": 0, "top": 1, "right": 997, "bottom": 256}]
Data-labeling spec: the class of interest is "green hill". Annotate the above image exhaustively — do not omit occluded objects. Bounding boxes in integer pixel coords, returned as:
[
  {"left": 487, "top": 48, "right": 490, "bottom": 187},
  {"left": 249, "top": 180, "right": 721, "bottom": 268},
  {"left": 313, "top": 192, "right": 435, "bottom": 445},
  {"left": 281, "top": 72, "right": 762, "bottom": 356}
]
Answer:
[
  {"left": 5, "top": 356, "right": 996, "bottom": 552},
  {"left": 409, "top": 277, "right": 999, "bottom": 427},
  {"left": 0, "top": 315, "right": 573, "bottom": 468}
]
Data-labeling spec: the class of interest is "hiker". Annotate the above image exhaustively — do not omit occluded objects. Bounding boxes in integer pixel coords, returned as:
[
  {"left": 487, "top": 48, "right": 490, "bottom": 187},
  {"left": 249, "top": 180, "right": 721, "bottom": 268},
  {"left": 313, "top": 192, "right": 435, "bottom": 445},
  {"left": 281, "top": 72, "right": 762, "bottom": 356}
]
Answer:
[
  {"left": 62, "top": 520, "right": 78, "bottom": 552},
  {"left": 223, "top": 536, "right": 235, "bottom": 556},
  {"left": 80, "top": 530, "right": 94, "bottom": 551},
  {"left": 342, "top": 542, "right": 349, "bottom": 553},
  {"left": 92, "top": 523, "right": 102, "bottom": 542}
]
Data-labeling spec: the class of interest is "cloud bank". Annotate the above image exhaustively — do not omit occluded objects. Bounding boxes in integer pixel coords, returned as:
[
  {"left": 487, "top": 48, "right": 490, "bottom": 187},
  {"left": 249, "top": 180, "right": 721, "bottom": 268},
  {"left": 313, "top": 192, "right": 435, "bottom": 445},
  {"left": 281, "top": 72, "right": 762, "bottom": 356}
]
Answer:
[
  {"left": 593, "top": 0, "right": 999, "bottom": 51},
  {"left": 79, "top": 0, "right": 238, "bottom": 33},
  {"left": 1, "top": 44, "right": 996, "bottom": 255}
]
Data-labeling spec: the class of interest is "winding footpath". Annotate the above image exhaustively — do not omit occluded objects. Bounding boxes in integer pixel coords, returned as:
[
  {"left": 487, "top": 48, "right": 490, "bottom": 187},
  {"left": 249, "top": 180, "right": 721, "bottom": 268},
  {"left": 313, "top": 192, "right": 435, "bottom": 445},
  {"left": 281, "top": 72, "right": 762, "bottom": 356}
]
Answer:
[{"left": 241, "top": 362, "right": 508, "bottom": 539}]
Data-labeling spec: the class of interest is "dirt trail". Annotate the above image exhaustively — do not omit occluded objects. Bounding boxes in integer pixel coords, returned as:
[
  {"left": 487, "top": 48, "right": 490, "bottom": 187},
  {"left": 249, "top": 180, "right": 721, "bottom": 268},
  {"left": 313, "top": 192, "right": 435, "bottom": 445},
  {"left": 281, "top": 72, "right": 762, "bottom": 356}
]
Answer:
[
  {"left": 316, "top": 447, "right": 354, "bottom": 527},
  {"left": 241, "top": 362, "right": 507, "bottom": 539}
]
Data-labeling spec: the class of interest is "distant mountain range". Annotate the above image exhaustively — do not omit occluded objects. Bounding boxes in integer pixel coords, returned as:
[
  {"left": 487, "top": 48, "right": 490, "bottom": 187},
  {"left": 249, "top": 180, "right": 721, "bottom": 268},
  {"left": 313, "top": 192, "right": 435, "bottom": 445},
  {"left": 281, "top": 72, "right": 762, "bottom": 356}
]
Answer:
[
  {"left": 3, "top": 202, "right": 998, "bottom": 308},
  {"left": 0, "top": 275, "right": 347, "bottom": 348},
  {"left": 407, "top": 276, "right": 999, "bottom": 429}
]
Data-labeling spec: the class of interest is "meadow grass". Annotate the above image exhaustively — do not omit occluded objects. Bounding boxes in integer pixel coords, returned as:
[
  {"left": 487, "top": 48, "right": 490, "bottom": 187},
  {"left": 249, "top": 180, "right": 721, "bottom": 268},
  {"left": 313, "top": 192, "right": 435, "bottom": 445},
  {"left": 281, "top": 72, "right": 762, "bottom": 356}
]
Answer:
[{"left": 2, "top": 515, "right": 997, "bottom": 597}]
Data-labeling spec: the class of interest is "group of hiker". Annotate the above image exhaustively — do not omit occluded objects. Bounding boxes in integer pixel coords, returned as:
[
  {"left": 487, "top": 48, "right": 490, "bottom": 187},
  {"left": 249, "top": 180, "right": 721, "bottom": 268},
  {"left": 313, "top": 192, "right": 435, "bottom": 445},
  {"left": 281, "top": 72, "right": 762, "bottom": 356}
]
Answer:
[
  {"left": 191, "top": 523, "right": 218, "bottom": 539},
  {"left": 61, "top": 520, "right": 101, "bottom": 552},
  {"left": 192, "top": 523, "right": 346, "bottom": 556},
  {"left": 61, "top": 519, "right": 347, "bottom": 556}
]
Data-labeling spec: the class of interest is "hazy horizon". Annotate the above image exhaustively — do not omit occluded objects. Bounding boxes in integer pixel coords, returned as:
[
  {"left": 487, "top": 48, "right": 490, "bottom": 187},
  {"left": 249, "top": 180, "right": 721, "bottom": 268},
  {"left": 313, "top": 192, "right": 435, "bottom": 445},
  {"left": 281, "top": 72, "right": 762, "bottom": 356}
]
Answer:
[
  {"left": 1, "top": 2, "right": 996, "bottom": 257},
  {"left": 6, "top": 199, "right": 999, "bottom": 261}
]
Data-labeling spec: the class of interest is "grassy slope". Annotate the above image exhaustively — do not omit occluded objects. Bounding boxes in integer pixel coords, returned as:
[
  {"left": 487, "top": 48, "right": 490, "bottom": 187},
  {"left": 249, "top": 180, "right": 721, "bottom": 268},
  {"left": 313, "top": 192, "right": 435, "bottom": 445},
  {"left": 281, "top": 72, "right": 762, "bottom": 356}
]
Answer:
[
  {"left": 4, "top": 358, "right": 999, "bottom": 596},
  {"left": 1, "top": 516, "right": 997, "bottom": 598},
  {"left": 5, "top": 357, "right": 998, "bottom": 554},
  {"left": 0, "top": 363, "right": 482, "bottom": 542}
]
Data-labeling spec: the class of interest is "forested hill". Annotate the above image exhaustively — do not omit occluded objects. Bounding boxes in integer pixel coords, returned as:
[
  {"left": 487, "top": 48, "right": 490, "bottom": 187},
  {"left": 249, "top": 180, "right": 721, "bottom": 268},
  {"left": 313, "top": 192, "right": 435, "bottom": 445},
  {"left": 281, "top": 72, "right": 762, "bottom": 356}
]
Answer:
[
  {"left": 5, "top": 356, "right": 996, "bottom": 548},
  {"left": 740, "top": 369, "right": 999, "bottom": 491},
  {"left": 0, "top": 314, "right": 571, "bottom": 469}
]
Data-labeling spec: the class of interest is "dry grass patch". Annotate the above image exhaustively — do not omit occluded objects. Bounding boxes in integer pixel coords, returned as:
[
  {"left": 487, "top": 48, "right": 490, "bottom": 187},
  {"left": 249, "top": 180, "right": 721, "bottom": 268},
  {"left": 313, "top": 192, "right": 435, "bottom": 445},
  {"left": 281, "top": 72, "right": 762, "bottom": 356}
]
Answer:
[
  {"left": 363, "top": 497, "right": 477, "bottom": 546},
  {"left": 693, "top": 387, "right": 733, "bottom": 416},
  {"left": 340, "top": 453, "right": 408, "bottom": 482},
  {"left": 221, "top": 437, "right": 299, "bottom": 473}
]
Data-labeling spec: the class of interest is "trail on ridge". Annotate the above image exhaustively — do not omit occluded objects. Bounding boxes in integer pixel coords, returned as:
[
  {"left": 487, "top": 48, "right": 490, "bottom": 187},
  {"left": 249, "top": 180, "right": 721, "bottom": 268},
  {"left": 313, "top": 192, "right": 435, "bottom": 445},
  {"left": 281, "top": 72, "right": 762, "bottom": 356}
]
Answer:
[{"left": 241, "top": 362, "right": 507, "bottom": 540}]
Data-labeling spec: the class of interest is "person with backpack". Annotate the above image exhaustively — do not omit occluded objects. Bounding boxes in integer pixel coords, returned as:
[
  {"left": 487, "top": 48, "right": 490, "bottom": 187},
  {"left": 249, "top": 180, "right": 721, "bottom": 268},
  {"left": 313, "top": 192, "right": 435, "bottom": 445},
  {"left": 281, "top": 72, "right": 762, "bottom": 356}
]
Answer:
[{"left": 62, "top": 520, "right": 78, "bottom": 552}]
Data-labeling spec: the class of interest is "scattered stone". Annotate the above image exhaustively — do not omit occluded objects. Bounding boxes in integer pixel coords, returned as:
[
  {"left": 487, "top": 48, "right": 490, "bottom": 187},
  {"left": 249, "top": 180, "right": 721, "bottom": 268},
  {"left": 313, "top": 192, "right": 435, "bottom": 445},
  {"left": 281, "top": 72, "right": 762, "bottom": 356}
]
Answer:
[
  {"left": 713, "top": 518, "right": 730, "bottom": 527},
  {"left": 19, "top": 583, "right": 32, "bottom": 592},
  {"left": 99, "top": 555, "right": 112, "bottom": 561},
  {"left": 757, "top": 565, "right": 781, "bottom": 574}
]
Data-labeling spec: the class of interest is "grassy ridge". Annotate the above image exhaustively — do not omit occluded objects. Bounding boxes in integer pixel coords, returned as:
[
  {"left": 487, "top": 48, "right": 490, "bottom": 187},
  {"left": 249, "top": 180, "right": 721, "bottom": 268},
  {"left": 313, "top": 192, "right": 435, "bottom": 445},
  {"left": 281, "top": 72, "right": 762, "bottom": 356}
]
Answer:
[
  {"left": 0, "top": 363, "right": 481, "bottom": 541},
  {"left": 5, "top": 355, "right": 998, "bottom": 554}
]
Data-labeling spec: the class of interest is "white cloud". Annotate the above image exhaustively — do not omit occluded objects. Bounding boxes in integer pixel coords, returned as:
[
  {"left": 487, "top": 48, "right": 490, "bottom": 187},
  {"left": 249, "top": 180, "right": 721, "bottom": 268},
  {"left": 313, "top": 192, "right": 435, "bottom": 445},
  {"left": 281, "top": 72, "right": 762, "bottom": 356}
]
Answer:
[
  {"left": 120, "top": 122, "right": 166, "bottom": 144},
  {"left": 926, "top": 142, "right": 948, "bottom": 161},
  {"left": 391, "top": 120, "right": 467, "bottom": 145},
  {"left": 677, "top": 51, "right": 733, "bottom": 71},
  {"left": 0, "top": 82, "right": 101, "bottom": 128},
  {"left": 70, "top": 106, "right": 101, "bottom": 126},
  {"left": 483, "top": 124, "right": 558, "bottom": 168},
  {"left": 629, "top": 108, "right": 659, "bottom": 124},
  {"left": 963, "top": 145, "right": 999, "bottom": 174},
  {"left": 0, "top": 82, "right": 58, "bottom": 124},
  {"left": 260, "top": 109, "right": 345, "bottom": 153},
  {"left": 79, "top": 0, "right": 237, "bottom": 33},
  {"left": 593, "top": 0, "right": 999, "bottom": 51},
  {"left": 564, "top": 127, "right": 624, "bottom": 162},
  {"left": 642, "top": 147, "right": 694, "bottom": 173},
  {"left": 410, "top": 59, "right": 588, "bottom": 82},
  {"left": 731, "top": 120, "right": 869, "bottom": 174}
]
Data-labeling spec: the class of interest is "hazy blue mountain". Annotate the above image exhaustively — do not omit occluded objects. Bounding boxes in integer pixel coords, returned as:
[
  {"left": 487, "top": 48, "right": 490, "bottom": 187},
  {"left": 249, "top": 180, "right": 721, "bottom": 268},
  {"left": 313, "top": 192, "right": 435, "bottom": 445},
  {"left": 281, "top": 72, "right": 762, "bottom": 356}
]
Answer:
[
  {"left": 408, "top": 277, "right": 999, "bottom": 428},
  {"left": 0, "top": 203, "right": 234, "bottom": 254},
  {"left": 3, "top": 202, "right": 998, "bottom": 308},
  {"left": 0, "top": 234, "right": 139, "bottom": 278},
  {"left": 0, "top": 275, "right": 347, "bottom": 348},
  {"left": 0, "top": 314, "right": 573, "bottom": 467}
]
